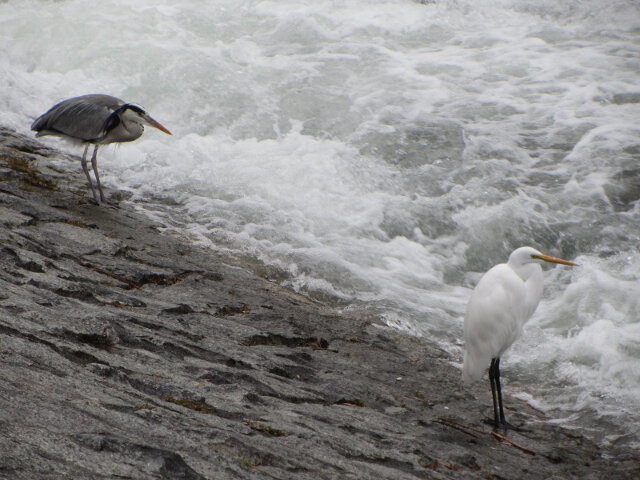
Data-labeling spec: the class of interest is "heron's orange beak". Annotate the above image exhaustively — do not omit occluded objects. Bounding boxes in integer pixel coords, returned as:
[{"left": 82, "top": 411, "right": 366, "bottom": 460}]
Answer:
[
  {"left": 144, "top": 115, "right": 172, "bottom": 135},
  {"left": 533, "top": 254, "right": 577, "bottom": 266}
]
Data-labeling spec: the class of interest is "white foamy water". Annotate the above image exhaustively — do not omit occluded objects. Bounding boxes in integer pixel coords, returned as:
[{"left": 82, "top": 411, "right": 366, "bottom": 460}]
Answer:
[{"left": 2, "top": 0, "right": 639, "bottom": 449}]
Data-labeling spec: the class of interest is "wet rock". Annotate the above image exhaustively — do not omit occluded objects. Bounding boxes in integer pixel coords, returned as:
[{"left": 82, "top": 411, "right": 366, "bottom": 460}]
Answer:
[{"left": 0, "top": 127, "right": 637, "bottom": 480}]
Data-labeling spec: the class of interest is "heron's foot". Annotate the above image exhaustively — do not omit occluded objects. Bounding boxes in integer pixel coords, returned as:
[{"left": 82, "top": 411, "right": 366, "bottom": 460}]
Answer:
[
  {"left": 101, "top": 200, "right": 120, "bottom": 209},
  {"left": 86, "top": 196, "right": 119, "bottom": 208},
  {"left": 97, "top": 193, "right": 119, "bottom": 208},
  {"left": 483, "top": 417, "right": 531, "bottom": 433}
]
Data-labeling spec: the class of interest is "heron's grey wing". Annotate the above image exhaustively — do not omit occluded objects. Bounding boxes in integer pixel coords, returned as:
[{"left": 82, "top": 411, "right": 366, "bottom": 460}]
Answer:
[
  {"left": 73, "top": 94, "right": 126, "bottom": 111},
  {"left": 31, "top": 94, "right": 125, "bottom": 142}
]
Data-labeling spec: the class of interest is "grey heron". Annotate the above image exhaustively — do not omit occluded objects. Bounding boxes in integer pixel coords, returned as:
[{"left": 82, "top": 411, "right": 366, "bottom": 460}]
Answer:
[{"left": 31, "top": 94, "right": 172, "bottom": 205}]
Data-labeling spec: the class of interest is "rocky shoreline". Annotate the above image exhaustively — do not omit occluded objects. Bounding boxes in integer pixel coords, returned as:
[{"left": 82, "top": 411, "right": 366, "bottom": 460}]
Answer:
[{"left": 0, "top": 127, "right": 636, "bottom": 479}]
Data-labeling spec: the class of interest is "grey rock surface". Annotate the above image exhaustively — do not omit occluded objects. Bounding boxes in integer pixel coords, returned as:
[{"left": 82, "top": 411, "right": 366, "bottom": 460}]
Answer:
[{"left": 0, "top": 127, "right": 637, "bottom": 479}]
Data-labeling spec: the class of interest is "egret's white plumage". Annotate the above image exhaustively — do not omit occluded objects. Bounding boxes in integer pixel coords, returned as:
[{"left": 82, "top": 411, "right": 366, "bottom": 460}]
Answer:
[{"left": 463, "top": 246, "right": 576, "bottom": 430}]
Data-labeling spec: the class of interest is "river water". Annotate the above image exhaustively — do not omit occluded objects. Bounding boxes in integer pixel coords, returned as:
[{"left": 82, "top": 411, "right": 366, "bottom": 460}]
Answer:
[{"left": 2, "top": 0, "right": 639, "bottom": 450}]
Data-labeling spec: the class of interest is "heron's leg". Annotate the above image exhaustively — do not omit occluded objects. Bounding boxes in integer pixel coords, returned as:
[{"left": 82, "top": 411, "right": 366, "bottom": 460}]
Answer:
[
  {"left": 90, "top": 145, "right": 106, "bottom": 204},
  {"left": 81, "top": 144, "right": 98, "bottom": 202},
  {"left": 488, "top": 358, "right": 500, "bottom": 428}
]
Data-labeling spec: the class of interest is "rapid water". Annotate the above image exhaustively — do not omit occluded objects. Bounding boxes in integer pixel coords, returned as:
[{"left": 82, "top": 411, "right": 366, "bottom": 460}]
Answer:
[{"left": 2, "top": 0, "right": 639, "bottom": 450}]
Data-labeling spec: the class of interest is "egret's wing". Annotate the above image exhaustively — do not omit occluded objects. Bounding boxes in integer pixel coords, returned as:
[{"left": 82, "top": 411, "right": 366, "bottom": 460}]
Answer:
[{"left": 462, "top": 264, "right": 526, "bottom": 382}]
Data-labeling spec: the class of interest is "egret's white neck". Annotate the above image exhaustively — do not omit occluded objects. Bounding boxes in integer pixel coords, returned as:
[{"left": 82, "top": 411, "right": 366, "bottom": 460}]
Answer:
[{"left": 509, "top": 261, "right": 542, "bottom": 282}]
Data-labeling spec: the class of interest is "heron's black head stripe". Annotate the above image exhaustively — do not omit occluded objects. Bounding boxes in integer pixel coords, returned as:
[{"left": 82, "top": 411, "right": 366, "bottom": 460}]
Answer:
[{"left": 122, "top": 104, "right": 146, "bottom": 115}]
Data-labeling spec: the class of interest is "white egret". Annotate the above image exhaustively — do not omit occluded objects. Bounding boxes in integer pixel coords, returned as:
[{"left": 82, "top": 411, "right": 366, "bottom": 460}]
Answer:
[{"left": 463, "top": 246, "right": 576, "bottom": 431}]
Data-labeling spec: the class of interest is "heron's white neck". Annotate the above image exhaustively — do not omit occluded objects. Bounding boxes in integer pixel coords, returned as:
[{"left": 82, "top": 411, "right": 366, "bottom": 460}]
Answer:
[
  {"left": 122, "top": 119, "right": 144, "bottom": 136},
  {"left": 108, "top": 115, "right": 145, "bottom": 143}
]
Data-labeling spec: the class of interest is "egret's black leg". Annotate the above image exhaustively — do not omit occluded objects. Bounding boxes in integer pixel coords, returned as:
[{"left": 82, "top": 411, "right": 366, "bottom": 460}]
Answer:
[
  {"left": 80, "top": 144, "right": 98, "bottom": 203},
  {"left": 485, "top": 357, "right": 508, "bottom": 430},
  {"left": 493, "top": 358, "right": 507, "bottom": 426},
  {"left": 487, "top": 357, "right": 500, "bottom": 428},
  {"left": 484, "top": 358, "right": 530, "bottom": 433}
]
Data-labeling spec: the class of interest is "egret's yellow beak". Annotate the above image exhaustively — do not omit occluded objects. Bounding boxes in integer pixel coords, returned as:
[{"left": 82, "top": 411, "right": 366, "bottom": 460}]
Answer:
[{"left": 532, "top": 253, "right": 577, "bottom": 266}]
